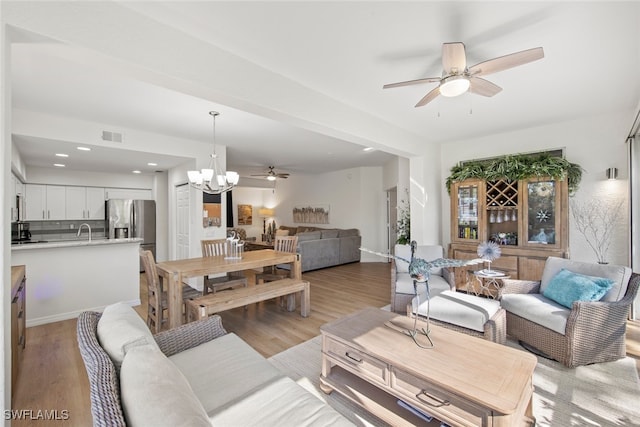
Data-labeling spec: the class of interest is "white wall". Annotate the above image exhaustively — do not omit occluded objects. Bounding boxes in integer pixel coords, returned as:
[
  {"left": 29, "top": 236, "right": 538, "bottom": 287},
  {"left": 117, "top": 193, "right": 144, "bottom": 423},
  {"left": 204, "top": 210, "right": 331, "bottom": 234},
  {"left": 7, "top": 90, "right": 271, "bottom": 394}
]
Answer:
[
  {"left": 440, "top": 110, "right": 633, "bottom": 265},
  {"left": 1, "top": 18, "right": 13, "bottom": 415},
  {"left": 228, "top": 187, "right": 277, "bottom": 240},
  {"left": 268, "top": 166, "right": 386, "bottom": 262}
]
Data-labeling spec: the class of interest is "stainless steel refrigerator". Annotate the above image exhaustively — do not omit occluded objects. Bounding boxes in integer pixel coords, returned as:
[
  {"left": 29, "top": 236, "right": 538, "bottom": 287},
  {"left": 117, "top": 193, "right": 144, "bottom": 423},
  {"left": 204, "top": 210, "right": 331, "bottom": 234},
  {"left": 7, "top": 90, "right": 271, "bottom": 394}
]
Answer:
[{"left": 105, "top": 199, "right": 156, "bottom": 272}]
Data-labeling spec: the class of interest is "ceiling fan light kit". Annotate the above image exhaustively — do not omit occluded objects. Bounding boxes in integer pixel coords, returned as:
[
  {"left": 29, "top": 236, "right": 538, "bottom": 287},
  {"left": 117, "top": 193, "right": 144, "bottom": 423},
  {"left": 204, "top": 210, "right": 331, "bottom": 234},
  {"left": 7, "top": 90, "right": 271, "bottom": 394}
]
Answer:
[
  {"left": 384, "top": 42, "right": 544, "bottom": 107},
  {"left": 188, "top": 111, "right": 240, "bottom": 194},
  {"left": 439, "top": 75, "right": 470, "bottom": 97}
]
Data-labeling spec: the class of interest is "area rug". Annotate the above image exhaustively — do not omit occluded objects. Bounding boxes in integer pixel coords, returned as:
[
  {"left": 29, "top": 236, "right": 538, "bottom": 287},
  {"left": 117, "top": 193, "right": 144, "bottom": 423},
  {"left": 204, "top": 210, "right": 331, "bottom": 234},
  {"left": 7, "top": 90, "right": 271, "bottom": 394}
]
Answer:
[{"left": 268, "top": 336, "right": 640, "bottom": 427}]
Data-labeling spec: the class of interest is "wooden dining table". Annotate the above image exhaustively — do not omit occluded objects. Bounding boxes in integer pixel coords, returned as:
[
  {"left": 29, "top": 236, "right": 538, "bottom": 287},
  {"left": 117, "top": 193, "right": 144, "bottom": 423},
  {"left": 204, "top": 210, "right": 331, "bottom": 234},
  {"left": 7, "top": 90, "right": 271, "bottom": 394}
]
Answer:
[{"left": 156, "top": 249, "right": 301, "bottom": 328}]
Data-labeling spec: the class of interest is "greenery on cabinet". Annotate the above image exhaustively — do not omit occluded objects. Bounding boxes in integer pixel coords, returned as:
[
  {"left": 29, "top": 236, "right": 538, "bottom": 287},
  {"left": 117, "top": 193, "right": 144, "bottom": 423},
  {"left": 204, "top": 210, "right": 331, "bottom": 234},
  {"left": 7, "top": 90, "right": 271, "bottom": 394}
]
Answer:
[{"left": 446, "top": 153, "right": 583, "bottom": 195}]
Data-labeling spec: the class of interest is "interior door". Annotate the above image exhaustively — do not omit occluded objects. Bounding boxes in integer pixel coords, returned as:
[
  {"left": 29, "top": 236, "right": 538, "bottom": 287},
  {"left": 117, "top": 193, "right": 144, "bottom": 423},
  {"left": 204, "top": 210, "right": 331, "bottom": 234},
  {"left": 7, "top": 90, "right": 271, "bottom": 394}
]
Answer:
[{"left": 176, "top": 184, "right": 190, "bottom": 260}]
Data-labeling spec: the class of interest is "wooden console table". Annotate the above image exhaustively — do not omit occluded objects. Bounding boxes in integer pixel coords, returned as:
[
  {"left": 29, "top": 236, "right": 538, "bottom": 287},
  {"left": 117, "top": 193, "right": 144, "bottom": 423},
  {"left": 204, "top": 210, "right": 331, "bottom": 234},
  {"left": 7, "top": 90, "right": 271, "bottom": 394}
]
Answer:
[{"left": 320, "top": 307, "right": 536, "bottom": 427}]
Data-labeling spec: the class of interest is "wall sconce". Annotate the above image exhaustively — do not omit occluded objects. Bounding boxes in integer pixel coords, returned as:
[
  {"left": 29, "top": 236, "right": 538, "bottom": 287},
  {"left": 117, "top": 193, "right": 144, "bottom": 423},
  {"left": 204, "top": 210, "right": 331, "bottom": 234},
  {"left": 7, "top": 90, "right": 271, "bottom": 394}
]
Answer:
[{"left": 606, "top": 167, "right": 618, "bottom": 180}]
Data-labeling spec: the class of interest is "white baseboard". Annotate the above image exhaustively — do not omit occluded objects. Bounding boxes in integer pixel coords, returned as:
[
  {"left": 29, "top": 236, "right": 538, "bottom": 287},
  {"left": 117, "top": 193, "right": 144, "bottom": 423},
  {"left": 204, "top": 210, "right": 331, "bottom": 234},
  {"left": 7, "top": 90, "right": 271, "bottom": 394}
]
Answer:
[{"left": 26, "top": 299, "right": 141, "bottom": 327}]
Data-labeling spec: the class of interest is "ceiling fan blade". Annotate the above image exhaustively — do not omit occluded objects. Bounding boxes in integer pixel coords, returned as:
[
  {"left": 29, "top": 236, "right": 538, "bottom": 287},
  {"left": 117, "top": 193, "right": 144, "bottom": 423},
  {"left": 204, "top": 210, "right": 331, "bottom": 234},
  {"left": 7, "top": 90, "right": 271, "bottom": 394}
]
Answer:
[
  {"left": 468, "top": 47, "right": 544, "bottom": 77},
  {"left": 468, "top": 77, "right": 502, "bottom": 97},
  {"left": 442, "top": 42, "right": 466, "bottom": 74},
  {"left": 415, "top": 87, "right": 441, "bottom": 107},
  {"left": 383, "top": 77, "right": 440, "bottom": 89}
]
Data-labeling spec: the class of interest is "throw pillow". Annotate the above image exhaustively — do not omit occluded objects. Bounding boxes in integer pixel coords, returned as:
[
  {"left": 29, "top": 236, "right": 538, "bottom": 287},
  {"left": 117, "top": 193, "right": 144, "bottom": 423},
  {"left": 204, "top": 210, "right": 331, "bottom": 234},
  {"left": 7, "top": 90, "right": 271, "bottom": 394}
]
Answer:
[
  {"left": 275, "top": 229, "right": 289, "bottom": 236},
  {"left": 120, "top": 344, "right": 210, "bottom": 427},
  {"left": 97, "top": 302, "right": 159, "bottom": 369},
  {"left": 542, "top": 268, "right": 615, "bottom": 309}
]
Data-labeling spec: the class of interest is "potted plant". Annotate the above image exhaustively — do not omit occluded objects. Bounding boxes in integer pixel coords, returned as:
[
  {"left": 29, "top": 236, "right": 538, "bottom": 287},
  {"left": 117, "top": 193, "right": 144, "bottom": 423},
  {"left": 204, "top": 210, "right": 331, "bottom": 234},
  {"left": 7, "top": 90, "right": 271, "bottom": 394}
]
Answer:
[{"left": 396, "top": 191, "right": 410, "bottom": 245}]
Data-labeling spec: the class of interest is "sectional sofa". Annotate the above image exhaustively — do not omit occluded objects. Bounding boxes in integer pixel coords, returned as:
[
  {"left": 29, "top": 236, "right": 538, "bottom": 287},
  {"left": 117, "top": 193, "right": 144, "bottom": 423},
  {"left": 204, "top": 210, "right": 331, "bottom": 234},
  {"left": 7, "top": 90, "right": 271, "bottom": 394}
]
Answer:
[
  {"left": 77, "top": 303, "right": 353, "bottom": 426},
  {"left": 278, "top": 226, "right": 361, "bottom": 272}
]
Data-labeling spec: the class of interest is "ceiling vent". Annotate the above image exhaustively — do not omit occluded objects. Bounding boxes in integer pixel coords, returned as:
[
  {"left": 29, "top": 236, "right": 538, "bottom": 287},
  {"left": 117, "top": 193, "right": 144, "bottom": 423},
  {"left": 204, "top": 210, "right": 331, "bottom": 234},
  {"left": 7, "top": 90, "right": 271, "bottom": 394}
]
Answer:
[{"left": 102, "top": 130, "right": 123, "bottom": 143}]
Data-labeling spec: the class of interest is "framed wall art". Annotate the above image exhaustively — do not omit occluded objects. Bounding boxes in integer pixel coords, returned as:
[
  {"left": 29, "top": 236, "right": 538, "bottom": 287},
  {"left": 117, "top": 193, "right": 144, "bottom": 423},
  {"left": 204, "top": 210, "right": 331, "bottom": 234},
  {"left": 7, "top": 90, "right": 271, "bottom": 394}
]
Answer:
[
  {"left": 237, "top": 204, "right": 253, "bottom": 225},
  {"left": 293, "top": 204, "right": 329, "bottom": 224}
]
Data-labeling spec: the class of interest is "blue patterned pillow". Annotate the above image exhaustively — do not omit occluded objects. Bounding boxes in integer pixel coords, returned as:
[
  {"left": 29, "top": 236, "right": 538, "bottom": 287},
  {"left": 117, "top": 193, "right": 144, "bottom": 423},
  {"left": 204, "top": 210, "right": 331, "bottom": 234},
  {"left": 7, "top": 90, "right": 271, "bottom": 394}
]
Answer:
[{"left": 543, "top": 268, "right": 615, "bottom": 308}]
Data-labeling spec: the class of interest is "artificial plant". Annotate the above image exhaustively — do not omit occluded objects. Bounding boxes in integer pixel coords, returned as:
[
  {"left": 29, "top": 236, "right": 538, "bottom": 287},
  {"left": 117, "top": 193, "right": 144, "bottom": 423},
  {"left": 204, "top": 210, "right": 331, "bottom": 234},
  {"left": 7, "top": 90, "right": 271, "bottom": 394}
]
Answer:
[{"left": 445, "top": 153, "right": 583, "bottom": 195}]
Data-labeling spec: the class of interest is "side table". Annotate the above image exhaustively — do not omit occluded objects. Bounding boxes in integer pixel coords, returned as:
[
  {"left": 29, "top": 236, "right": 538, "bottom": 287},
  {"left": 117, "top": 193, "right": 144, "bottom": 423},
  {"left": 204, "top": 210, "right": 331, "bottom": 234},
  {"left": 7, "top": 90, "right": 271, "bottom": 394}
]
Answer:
[{"left": 467, "top": 270, "right": 510, "bottom": 299}]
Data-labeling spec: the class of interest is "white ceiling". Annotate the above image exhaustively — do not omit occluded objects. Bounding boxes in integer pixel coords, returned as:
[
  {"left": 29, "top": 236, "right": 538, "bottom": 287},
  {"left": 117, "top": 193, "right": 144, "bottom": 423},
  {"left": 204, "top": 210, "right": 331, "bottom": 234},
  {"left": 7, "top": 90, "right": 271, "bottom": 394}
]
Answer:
[{"left": 9, "top": 2, "right": 640, "bottom": 180}]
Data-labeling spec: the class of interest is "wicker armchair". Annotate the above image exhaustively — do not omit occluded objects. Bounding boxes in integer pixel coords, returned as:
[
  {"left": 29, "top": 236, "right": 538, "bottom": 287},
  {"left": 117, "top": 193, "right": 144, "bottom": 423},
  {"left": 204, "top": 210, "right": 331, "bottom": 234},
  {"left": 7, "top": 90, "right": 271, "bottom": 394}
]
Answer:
[{"left": 500, "top": 256, "right": 639, "bottom": 367}]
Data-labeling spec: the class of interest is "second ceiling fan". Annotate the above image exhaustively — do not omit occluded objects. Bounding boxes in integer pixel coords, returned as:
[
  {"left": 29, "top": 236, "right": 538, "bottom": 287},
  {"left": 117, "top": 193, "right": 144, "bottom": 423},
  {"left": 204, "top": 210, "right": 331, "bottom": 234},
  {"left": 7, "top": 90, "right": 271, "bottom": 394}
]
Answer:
[
  {"left": 251, "top": 166, "right": 290, "bottom": 181},
  {"left": 384, "top": 42, "right": 544, "bottom": 107}
]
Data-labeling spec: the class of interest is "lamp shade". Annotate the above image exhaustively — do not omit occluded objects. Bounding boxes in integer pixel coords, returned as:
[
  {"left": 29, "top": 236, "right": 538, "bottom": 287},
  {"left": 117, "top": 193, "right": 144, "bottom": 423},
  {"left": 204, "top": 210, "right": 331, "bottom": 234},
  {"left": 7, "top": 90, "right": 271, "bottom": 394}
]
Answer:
[{"left": 259, "top": 208, "right": 275, "bottom": 217}]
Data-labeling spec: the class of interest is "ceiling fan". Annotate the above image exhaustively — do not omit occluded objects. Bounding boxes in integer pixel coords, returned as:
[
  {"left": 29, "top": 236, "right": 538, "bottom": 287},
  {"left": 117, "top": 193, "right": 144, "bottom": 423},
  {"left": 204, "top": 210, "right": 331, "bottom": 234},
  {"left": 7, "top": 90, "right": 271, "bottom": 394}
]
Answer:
[
  {"left": 251, "top": 166, "right": 290, "bottom": 181},
  {"left": 383, "top": 42, "right": 544, "bottom": 107}
]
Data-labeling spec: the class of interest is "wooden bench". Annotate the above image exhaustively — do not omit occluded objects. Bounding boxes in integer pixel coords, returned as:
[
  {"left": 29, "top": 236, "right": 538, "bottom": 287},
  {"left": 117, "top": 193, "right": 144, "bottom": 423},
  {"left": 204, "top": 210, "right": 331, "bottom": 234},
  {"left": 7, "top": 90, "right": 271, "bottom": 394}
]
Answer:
[{"left": 186, "top": 278, "right": 310, "bottom": 322}]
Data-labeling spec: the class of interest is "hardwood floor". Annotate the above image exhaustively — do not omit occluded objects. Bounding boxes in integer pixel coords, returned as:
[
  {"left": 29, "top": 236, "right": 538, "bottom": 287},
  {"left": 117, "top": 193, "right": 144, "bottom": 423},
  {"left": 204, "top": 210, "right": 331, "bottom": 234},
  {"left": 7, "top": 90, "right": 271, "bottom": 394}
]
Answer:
[{"left": 10, "top": 261, "right": 640, "bottom": 426}]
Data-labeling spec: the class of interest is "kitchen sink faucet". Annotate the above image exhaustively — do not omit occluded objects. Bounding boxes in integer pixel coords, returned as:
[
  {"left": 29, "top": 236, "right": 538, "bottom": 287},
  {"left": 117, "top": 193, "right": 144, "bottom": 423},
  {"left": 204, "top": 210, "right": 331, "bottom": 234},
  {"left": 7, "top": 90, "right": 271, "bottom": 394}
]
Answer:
[{"left": 77, "top": 223, "right": 92, "bottom": 242}]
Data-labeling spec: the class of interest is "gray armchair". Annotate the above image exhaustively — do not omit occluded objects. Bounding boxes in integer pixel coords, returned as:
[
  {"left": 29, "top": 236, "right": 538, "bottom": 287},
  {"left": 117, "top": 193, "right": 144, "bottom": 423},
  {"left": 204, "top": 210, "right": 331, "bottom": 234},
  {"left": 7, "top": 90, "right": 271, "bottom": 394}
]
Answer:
[
  {"left": 500, "top": 256, "right": 639, "bottom": 367},
  {"left": 391, "top": 244, "right": 455, "bottom": 313}
]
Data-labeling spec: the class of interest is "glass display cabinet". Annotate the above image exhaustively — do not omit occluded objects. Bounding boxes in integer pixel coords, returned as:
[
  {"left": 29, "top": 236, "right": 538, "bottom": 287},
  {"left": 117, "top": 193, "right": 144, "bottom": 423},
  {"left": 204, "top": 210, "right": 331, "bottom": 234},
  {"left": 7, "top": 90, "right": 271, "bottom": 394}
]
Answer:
[
  {"left": 451, "top": 180, "right": 482, "bottom": 243},
  {"left": 449, "top": 177, "right": 568, "bottom": 283}
]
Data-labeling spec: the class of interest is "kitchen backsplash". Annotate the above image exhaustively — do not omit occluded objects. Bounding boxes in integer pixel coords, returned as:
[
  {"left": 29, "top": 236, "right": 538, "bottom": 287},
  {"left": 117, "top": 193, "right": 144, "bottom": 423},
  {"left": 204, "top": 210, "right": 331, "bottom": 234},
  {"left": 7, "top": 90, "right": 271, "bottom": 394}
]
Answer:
[{"left": 28, "top": 220, "right": 106, "bottom": 241}]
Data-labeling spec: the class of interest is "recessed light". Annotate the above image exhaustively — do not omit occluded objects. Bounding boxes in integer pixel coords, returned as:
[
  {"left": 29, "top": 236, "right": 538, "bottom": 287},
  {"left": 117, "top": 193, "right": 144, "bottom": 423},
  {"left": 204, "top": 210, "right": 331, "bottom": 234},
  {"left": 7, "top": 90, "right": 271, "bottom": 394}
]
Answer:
[
  {"left": 77, "top": 146, "right": 91, "bottom": 151},
  {"left": 363, "top": 147, "right": 375, "bottom": 152},
  {"left": 54, "top": 163, "right": 66, "bottom": 167},
  {"left": 147, "top": 162, "right": 158, "bottom": 166},
  {"left": 132, "top": 170, "right": 141, "bottom": 174},
  {"left": 55, "top": 153, "right": 69, "bottom": 157}
]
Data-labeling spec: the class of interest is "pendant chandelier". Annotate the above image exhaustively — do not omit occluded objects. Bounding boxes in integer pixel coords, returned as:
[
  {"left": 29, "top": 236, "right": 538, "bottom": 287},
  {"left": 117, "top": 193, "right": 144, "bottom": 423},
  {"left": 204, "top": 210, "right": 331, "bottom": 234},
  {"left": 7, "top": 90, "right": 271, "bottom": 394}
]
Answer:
[{"left": 188, "top": 111, "right": 239, "bottom": 194}]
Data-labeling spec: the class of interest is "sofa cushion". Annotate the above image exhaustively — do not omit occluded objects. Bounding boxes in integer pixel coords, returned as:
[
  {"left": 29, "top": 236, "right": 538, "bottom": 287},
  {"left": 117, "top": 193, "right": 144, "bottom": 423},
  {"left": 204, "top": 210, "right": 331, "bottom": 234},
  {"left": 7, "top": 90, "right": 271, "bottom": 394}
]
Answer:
[
  {"left": 169, "top": 333, "right": 284, "bottom": 414},
  {"left": 120, "top": 344, "right": 210, "bottom": 427},
  {"left": 279, "top": 225, "right": 297, "bottom": 236},
  {"left": 97, "top": 303, "right": 158, "bottom": 369},
  {"left": 320, "top": 229, "right": 339, "bottom": 239},
  {"left": 297, "top": 226, "right": 317, "bottom": 234},
  {"left": 296, "top": 231, "right": 322, "bottom": 242},
  {"left": 337, "top": 228, "right": 359, "bottom": 237},
  {"left": 209, "top": 376, "right": 353, "bottom": 426},
  {"left": 395, "top": 273, "right": 450, "bottom": 297},
  {"left": 542, "top": 268, "right": 615, "bottom": 308},
  {"left": 412, "top": 290, "right": 501, "bottom": 333},
  {"left": 394, "top": 244, "right": 445, "bottom": 276},
  {"left": 501, "top": 293, "right": 570, "bottom": 335},
  {"left": 540, "top": 257, "right": 631, "bottom": 302}
]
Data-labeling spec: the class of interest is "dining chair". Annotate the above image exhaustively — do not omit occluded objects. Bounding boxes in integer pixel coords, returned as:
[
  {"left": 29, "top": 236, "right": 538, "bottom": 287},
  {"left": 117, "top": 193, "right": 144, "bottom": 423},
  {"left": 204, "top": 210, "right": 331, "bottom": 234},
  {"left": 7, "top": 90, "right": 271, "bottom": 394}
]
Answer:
[
  {"left": 255, "top": 235, "right": 299, "bottom": 284},
  {"left": 139, "top": 249, "right": 200, "bottom": 333},
  {"left": 200, "top": 239, "right": 248, "bottom": 295}
]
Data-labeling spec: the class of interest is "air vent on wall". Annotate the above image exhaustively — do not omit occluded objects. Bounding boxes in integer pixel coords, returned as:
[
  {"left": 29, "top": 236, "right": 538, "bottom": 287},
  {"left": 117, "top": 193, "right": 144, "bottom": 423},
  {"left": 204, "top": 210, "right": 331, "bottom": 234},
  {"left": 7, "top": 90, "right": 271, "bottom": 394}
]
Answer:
[{"left": 102, "top": 130, "right": 123, "bottom": 143}]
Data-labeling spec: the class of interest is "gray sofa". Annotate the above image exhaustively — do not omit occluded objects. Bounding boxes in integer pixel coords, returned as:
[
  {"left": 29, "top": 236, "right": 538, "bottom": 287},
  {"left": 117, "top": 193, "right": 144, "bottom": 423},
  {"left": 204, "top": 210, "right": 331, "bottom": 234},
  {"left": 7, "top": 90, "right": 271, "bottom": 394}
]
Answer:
[
  {"left": 77, "top": 303, "right": 353, "bottom": 426},
  {"left": 278, "top": 226, "right": 361, "bottom": 272}
]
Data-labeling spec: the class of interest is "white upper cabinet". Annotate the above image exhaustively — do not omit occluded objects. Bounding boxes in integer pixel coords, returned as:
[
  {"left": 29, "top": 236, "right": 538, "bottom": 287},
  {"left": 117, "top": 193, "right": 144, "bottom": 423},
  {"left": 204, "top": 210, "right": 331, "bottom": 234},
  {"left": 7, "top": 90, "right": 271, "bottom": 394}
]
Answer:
[
  {"left": 104, "top": 188, "right": 153, "bottom": 200},
  {"left": 25, "top": 184, "right": 66, "bottom": 220},
  {"left": 66, "top": 187, "right": 105, "bottom": 220}
]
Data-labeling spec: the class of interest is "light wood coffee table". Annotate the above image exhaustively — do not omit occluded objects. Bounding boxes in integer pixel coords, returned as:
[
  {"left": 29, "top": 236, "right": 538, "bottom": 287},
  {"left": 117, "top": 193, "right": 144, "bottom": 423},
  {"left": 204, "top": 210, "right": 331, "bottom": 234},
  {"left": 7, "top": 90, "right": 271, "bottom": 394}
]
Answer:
[{"left": 320, "top": 307, "right": 536, "bottom": 427}]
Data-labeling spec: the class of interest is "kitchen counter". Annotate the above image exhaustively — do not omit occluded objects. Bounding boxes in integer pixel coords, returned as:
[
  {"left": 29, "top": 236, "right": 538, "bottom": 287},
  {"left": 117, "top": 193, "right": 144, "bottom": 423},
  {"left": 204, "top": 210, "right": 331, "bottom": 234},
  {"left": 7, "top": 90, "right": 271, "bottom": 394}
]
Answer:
[
  {"left": 11, "top": 237, "right": 143, "bottom": 251},
  {"left": 11, "top": 238, "right": 141, "bottom": 326}
]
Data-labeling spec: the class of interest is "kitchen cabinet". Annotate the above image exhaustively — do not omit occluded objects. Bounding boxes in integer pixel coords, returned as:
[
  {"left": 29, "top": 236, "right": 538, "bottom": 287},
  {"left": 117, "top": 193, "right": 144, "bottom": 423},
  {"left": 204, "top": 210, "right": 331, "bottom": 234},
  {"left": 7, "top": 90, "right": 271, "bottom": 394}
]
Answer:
[
  {"left": 105, "top": 188, "right": 153, "bottom": 200},
  {"left": 25, "top": 184, "right": 66, "bottom": 220},
  {"left": 11, "top": 265, "right": 26, "bottom": 400},
  {"left": 449, "top": 177, "right": 568, "bottom": 286},
  {"left": 66, "top": 187, "right": 105, "bottom": 220}
]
